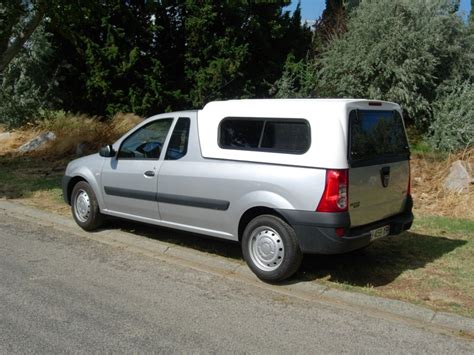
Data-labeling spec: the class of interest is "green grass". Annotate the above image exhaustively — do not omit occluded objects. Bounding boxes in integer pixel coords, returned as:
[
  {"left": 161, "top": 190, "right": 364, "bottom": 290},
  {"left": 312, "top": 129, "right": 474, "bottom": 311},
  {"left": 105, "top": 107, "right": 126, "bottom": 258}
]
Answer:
[
  {"left": 299, "top": 215, "right": 474, "bottom": 317},
  {"left": 410, "top": 139, "right": 433, "bottom": 154},
  {"left": 0, "top": 156, "right": 65, "bottom": 203},
  {"left": 412, "top": 215, "right": 474, "bottom": 235},
  {"left": 406, "top": 131, "right": 450, "bottom": 158}
]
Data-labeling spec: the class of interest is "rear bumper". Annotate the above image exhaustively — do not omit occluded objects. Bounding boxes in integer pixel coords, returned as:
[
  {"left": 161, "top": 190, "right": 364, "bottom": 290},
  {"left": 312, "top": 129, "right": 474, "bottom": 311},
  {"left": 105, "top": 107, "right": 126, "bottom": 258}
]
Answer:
[{"left": 277, "top": 196, "right": 413, "bottom": 254}]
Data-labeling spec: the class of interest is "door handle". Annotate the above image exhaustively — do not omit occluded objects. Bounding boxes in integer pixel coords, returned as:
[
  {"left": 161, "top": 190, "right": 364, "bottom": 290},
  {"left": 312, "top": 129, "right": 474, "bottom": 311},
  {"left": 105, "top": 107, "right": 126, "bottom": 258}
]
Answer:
[
  {"left": 380, "top": 166, "right": 390, "bottom": 187},
  {"left": 144, "top": 170, "right": 155, "bottom": 177}
]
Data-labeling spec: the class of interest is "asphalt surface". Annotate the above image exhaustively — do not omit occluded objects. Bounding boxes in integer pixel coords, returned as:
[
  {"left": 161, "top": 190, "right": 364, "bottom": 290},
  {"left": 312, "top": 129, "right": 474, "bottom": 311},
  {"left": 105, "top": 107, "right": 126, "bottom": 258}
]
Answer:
[{"left": 0, "top": 211, "right": 473, "bottom": 353}]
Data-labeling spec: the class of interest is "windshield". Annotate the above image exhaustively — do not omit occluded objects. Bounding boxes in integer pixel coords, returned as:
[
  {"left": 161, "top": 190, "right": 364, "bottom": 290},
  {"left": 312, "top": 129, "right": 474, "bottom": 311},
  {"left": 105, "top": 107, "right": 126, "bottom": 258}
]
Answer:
[{"left": 349, "top": 110, "right": 409, "bottom": 165}]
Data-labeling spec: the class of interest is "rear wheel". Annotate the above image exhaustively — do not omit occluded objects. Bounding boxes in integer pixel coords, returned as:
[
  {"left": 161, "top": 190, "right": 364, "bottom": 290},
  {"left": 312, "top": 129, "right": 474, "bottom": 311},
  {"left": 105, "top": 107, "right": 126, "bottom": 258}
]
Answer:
[
  {"left": 241, "top": 214, "right": 302, "bottom": 282},
  {"left": 71, "top": 181, "right": 104, "bottom": 231}
]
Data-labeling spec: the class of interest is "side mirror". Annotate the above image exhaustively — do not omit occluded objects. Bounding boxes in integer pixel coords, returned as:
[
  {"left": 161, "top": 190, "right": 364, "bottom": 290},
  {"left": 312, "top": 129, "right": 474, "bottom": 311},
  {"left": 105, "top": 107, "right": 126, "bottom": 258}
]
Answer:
[{"left": 99, "top": 144, "right": 116, "bottom": 157}]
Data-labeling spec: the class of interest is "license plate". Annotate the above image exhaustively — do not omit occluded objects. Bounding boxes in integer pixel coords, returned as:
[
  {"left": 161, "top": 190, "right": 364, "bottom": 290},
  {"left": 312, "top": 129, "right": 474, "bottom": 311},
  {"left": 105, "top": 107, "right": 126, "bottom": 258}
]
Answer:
[{"left": 370, "top": 225, "right": 390, "bottom": 240}]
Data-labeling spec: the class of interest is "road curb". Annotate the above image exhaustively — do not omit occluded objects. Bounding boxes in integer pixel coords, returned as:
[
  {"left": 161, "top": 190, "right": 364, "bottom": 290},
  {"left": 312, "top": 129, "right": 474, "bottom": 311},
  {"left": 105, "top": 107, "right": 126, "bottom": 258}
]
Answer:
[{"left": 1, "top": 199, "right": 473, "bottom": 339}]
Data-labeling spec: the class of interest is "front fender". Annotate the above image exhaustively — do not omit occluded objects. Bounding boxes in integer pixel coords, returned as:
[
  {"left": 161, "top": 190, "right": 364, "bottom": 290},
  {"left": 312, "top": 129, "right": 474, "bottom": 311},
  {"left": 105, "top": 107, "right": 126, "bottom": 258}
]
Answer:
[{"left": 64, "top": 155, "right": 105, "bottom": 209}]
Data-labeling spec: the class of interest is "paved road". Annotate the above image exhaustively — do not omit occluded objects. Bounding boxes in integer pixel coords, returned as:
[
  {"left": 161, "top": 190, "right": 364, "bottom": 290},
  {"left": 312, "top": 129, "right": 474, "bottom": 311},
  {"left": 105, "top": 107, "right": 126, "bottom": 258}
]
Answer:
[{"left": 0, "top": 213, "right": 472, "bottom": 353}]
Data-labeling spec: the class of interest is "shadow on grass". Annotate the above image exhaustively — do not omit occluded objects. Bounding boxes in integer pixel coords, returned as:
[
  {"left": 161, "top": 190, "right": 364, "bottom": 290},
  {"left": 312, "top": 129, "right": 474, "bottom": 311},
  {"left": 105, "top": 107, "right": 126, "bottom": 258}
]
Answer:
[
  {"left": 296, "top": 232, "right": 467, "bottom": 287},
  {"left": 0, "top": 156, "right": 65, "bottom": 199},
  {"left": 105, "top": 218, "right": 466, "bottom": 287}
]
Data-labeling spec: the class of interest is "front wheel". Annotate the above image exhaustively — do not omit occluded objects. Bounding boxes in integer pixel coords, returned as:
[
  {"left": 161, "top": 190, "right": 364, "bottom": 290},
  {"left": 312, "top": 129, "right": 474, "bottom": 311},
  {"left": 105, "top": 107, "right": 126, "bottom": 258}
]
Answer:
[
  {"left": 241, "top": 215, "right": 302, "bottom": 282},
  {"left": 71, "top": 181, "right": 104, "bottom": 231}
]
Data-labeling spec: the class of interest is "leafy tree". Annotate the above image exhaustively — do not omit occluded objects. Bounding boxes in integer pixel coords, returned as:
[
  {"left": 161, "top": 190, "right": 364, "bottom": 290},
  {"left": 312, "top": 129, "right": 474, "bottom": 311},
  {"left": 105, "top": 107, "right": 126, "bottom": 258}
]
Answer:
[
  {"left": 273, "top": 0, "right": 359, "bottom": 98},
  {"left": 45, "top": 0, "right": 310, "bottom": 115},
  {"left": 271, "top": 53, "right": 317, "bottom": 98},
  {"left": 313, "top": 0, "right": 348, "bottom": 51},
  {"left": 183, "top": 0, "right": 248, "bottom": 106},
  {"left": 1, "top": 1, "right": 312, "bottom": 122},
  {"left": 0, "top": 23, "right": 59, "bottom": 127},
  {"left": 240, "top": 2, "right": 311, "bottom": 98},
  {"left": 470, "top": 0, "right": 474, "bottom": 30},
  {"left": 184, "top": 0, "right": 311, "bottom": 107},
  {"left": 46, "top": 1, "right": 186, "bottom": 116}
]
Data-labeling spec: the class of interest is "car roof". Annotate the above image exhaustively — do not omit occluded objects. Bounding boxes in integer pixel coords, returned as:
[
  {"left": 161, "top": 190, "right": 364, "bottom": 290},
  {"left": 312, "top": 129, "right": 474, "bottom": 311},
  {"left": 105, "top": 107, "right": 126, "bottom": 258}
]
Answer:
[{"left": 202, "top": 98, "right": 398, "bottom": 111}]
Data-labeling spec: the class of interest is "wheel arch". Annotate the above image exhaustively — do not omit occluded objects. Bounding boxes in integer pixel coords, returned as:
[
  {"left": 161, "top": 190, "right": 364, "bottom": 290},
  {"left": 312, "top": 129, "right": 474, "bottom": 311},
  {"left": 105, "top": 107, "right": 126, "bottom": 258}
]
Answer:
[
  {"left": 238, "top": 206, "right": 290, "bottom": 242},
  {"left": 65, "top": 171, "right": 103, "bottom": 211},
  {"left": 66, "top": 176, "right": 87, "bottom": 205}
]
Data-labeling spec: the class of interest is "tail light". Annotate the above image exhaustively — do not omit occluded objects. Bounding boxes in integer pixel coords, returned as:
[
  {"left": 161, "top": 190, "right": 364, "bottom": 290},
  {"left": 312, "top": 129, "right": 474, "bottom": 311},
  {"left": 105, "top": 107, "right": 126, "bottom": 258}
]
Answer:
[{"left": 316, "top": 169, "right": 349, "bottom": 212}]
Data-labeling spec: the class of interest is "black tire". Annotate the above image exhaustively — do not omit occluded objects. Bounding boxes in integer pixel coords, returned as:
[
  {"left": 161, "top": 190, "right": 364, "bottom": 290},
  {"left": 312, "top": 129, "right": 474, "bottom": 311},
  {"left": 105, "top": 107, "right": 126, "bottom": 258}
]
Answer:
[
  {"left": 71, "top": 181, "right": 104, "bottom": 231},
  {"left": 241, "top": 214, "right": 302, "bottom": 282}
]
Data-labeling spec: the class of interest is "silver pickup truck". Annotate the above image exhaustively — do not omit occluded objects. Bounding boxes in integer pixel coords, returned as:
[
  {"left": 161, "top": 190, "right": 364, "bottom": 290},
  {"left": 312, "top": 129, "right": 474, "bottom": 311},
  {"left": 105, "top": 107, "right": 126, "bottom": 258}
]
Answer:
[{"left": 63, "top": 99, "right": 413, "bottom": 282}]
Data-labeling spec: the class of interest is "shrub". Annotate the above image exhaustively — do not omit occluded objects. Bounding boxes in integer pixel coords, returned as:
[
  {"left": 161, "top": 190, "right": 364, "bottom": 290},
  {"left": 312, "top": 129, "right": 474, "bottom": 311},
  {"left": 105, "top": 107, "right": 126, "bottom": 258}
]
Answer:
[
  {"left": 270, "top": 54, "right": 318, "bottom": 98},
  {"left": 428, "top": 81, "right": 474, "bottom": 152}
]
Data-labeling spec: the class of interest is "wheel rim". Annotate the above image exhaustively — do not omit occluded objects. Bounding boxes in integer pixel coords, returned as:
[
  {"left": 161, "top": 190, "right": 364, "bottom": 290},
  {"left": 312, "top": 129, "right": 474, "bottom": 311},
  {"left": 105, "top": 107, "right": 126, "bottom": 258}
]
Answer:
[
  {"left": 74, "top": 189, "right": 91, "bottom": 223},
  {"left": 248, "top": 226, "right": 285, "bottom": 272}
]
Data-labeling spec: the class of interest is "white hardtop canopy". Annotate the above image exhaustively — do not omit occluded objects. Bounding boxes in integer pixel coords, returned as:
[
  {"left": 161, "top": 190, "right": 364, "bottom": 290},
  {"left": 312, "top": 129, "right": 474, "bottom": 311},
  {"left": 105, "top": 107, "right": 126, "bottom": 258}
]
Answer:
[{"left": 197, "top": 99, "right": 401, "bottom": 169}]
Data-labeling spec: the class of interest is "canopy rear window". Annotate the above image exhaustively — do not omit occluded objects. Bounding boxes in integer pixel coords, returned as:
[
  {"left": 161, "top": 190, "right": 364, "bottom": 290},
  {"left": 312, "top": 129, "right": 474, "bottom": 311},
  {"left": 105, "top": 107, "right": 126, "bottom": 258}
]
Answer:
[{"left": 349, "top": 110, "right": 409, "bottom": 166}]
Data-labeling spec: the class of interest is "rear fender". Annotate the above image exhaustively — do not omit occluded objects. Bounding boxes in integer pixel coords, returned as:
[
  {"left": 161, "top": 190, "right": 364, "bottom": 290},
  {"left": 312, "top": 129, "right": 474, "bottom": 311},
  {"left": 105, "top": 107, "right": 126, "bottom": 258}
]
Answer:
[{"left": 233, "top": 191, "right": 294, "bottom": 237}]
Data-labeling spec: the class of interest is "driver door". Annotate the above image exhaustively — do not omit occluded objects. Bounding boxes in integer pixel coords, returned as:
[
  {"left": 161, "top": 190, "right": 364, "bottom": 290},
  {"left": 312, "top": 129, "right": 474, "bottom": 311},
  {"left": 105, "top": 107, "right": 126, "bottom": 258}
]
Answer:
[{"left": 100, "top": 117, "right": 173, "bottom": 220}]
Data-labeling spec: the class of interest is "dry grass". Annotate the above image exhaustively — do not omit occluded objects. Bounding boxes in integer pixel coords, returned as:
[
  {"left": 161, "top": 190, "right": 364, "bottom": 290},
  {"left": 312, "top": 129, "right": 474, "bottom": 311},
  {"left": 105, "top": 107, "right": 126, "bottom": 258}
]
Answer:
[
  {"left": 0, "top": 129, "right": 37, "bottom": 155},
  {"left": 35, "top": 112, "right": 143, "bottom": 158},
  {"left": 411, "top": 148, "right": 473, "bottom": 220},
  {"left": 24, "top": 189, "right": 70, "bottom": 216},
  {"left": 0, "top": 112, "right": 142, "bottom": 158}
]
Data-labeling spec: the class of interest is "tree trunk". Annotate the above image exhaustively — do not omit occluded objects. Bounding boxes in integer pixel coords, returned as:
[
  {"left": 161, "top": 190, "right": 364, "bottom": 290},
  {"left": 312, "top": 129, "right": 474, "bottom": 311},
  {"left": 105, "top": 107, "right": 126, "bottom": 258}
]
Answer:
[{"left": 0, "top": 1, "right": 45, "bottom": 73}]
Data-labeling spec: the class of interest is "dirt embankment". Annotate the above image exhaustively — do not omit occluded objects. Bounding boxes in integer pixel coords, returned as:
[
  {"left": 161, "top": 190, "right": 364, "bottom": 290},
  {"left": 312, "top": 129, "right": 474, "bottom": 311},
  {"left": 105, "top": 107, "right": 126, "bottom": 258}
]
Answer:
[{"left": 411, "top": 149, "right": 473, "bottom": 220}]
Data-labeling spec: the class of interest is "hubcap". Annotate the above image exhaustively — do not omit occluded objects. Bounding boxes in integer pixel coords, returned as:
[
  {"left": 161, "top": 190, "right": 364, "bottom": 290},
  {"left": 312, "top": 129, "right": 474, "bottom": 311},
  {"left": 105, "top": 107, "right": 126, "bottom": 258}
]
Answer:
[
  {"left": 248, "top": 226, "right": 284, "bottom": 271},
  {"left": 74, "top": 190, "right": 90, "bottom": 223}
]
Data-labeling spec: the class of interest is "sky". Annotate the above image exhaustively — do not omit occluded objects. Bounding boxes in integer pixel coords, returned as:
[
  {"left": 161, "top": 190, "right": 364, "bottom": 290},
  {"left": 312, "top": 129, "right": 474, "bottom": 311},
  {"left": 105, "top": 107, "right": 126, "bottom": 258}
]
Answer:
[{"left": 285, "top": 0, "right": 472, "bottom": 22}]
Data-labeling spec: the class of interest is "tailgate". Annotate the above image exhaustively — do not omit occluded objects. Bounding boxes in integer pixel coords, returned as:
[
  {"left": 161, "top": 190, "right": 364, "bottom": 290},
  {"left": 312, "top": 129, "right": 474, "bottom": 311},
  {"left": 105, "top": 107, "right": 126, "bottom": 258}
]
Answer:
[
  {"left": 348, "top": 109, "right": 410, "bottom": 227},
  {"left": 350, "top": 161, "right": 409, "bottom": 226}
]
